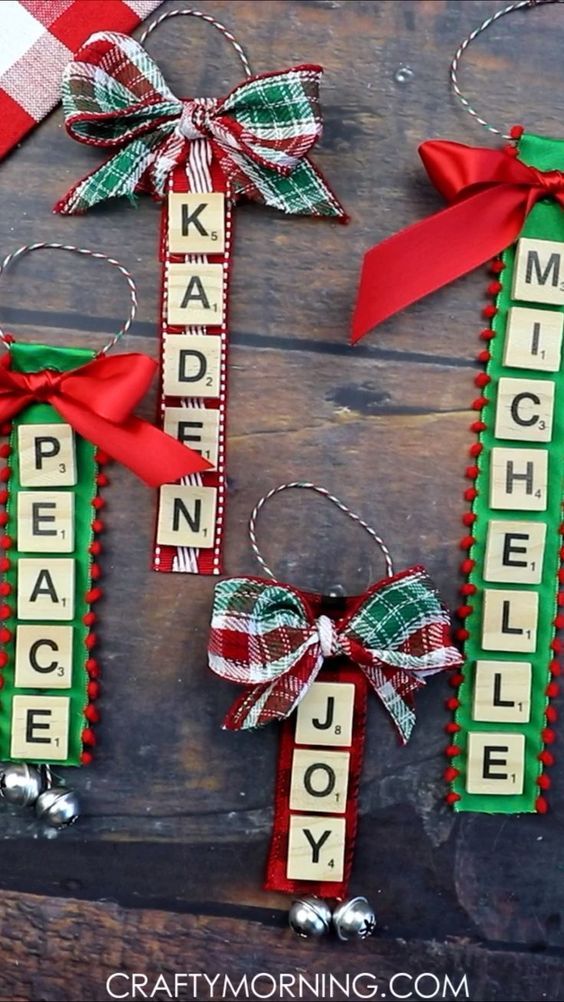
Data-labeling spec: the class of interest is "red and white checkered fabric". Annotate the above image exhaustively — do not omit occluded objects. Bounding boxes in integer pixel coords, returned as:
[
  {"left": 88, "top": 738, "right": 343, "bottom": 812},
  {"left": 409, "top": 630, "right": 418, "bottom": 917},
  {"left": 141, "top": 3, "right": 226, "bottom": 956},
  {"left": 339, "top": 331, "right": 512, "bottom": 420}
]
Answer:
[{"left": 0, "top": 0, "right": 162, "bottom": 160}]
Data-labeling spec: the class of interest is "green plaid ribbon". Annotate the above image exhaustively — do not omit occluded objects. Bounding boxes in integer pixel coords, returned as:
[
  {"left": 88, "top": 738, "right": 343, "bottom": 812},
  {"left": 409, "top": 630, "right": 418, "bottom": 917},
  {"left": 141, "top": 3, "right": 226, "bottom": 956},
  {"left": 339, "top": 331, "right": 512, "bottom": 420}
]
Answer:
[
  {"left": 208, "top": 567, "right": 461, "bottom": 743},
  {"left": 54, "top": 31, "right": 346, "bottom": 219}
]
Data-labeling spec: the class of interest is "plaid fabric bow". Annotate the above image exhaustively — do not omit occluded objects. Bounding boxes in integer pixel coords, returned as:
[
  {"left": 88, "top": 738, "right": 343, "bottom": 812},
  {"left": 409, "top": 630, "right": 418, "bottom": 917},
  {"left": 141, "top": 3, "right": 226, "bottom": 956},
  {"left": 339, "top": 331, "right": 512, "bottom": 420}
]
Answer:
[
  {"left": 54, "top": 31, "right": 346, "bottom": 219},
  {"left": 209, "top": 566, "right": 461, "bottom": 743}
]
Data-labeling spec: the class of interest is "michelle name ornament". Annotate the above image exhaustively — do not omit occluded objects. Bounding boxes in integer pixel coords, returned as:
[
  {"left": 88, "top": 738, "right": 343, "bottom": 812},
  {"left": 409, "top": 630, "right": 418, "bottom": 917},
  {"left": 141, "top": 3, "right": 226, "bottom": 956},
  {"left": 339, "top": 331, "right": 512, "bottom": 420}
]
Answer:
[
  {"left": 351, "top": 1, "right": 564, "bottom": 815},
  {"left": 0, "top": 244, "right": 209, "bottom": 829},
  {"left": 54, "top": 8, "right": 347, "bottom": 577},
  {"left": 208, "top": 483, "right": 461, "bottom": 939}
]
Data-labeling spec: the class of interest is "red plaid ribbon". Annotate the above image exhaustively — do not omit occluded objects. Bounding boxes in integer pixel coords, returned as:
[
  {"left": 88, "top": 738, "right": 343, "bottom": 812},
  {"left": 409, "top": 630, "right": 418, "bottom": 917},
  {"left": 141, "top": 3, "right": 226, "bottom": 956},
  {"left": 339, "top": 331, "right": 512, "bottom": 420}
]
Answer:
[{"left": 209, "top": 567, "right": 461, "bottom": 744}]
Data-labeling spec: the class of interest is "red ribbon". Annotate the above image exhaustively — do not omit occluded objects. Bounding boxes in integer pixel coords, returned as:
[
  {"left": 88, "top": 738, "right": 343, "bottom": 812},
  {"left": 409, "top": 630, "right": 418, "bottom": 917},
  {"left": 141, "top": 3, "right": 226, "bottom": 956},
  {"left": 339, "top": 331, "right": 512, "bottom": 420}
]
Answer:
[
  {"left": 0, "top": 352, "right": 211, "bottom": 487},
  {"left": 351, "top": 140, "right": 564, "bottom": 343}
]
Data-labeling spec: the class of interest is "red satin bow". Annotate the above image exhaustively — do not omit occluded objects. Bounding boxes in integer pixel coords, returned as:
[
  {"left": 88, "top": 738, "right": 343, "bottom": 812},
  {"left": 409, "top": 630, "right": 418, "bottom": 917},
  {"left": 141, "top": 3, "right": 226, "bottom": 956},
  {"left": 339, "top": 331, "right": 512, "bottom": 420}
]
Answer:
[
  {"left": 352, "top": 139, "right": 564, "bottom": 342},
  {"left": 0, "top": 353, "right": 211, "bottom": 487}
]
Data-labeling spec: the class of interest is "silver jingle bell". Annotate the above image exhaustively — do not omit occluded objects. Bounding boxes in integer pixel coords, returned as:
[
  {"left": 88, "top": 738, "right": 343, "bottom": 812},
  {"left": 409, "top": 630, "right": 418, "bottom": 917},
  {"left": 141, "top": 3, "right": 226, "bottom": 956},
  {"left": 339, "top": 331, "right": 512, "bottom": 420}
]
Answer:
[
  {"left": 0, "top": 762, "right": 44, "bottom": 806},
  {"left": 288, "top": 897, "right": 332, "bottom": 939},
  {"left": 332, "top": 896, "right": 376, "bottom": 941},
  {"left": 35, "top": 786, "right": 80, "bottom": 829}
]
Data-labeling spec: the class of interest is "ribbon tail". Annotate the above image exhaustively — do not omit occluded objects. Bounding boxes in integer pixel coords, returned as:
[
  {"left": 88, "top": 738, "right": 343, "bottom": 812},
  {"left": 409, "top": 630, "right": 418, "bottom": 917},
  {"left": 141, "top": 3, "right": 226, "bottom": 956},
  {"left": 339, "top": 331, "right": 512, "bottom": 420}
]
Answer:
[
  {"left": 362, "top": 663, "right": 423, "bottom": 744},
  {"left": 226, "top": 147, "right": 348, "bottom": 221},
  {"left": 53, "top": 137, "right": 163, "bottom": 215},
  {"left": 52, "top": 397, "right": 211, "bottom": 487},
  {"left": 223, "top": 657, "right": 323, "bottom": 731},
  {"left": 351, "top": 185, "right": 529, "bottom": 343}
]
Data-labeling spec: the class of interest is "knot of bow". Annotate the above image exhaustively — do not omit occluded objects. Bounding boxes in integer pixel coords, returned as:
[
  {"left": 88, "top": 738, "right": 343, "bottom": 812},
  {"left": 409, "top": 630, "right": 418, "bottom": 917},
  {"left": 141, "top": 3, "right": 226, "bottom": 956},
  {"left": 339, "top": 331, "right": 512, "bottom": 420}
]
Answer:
[
  {"left": 352, "top": 136, "right": 564, "bottom": 342},
  {"left": 208, "top": 567, "right": 461, "bottom": 744},
  {"left": 54, "top": 31, "right": 346, "bottom": 221},
  {"left": 0, "top": 350, "right": 210, "bottom": 487}
]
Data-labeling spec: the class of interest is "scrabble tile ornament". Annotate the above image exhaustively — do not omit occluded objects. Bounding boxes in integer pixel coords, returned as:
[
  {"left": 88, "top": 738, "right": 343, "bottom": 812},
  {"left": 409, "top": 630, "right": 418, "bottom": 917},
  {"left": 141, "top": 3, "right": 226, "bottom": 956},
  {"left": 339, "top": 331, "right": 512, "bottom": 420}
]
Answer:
[
  {"left": 55, "top": 10, "right": 347, "bottom": 576},
  {"left": 208, "top": 483, "right": 461, "bottom": 938},
  {"left": 0, "top": 244, "right": 208, "bottom": 828},
  {"left": 350, "top": 4, "right": 564, "bottom": 814}
]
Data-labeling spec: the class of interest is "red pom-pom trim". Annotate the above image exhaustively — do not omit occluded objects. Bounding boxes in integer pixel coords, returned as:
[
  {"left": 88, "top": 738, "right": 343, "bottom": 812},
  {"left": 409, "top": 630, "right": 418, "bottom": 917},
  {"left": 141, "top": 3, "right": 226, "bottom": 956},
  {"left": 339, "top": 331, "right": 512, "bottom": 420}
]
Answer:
[
  {"left": 472, "top": 396, "right": 489, "bottom": 410},
  {"left": 445, "top": 792, "right": 461, "bottom": 805},
  {"left": 445, "top": 721, "right": 461, "bottom": 734},
  {"left": 84, "top": 704, "right": 100, "bottom": 724},
  {"left": 535, "top": 795, "right": 549, "bottom": 814}
]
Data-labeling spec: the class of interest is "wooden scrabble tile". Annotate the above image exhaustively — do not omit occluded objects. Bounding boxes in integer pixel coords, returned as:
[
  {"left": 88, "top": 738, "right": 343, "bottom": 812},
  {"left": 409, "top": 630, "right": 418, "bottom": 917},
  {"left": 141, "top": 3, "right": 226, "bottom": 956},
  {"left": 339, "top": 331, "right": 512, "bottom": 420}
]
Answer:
[
  {"left": 489, "top": 447, "right": 548, "bottom": 511},
  {"left": 14, "top": 624, "right": 73, "bottom": 689},
  {"left": 484, "top": 519, "right": 546, "bottom": 585},
  {"left": 513, "top": 237, "right": 564, "bottom": 306},
  {"left": 17, "top": 491, "right": 74, "bottom": 553},
  {"left": 156, "top": 485, "right": 217, "bottom": 548},
  {"left": 481, "top": 588, "right": 538, "bottom": 653},
  {"left": 163, "top": 406, "right": 220, "bottom": 468},
  {"left": 18, "top": 424, "right": 76, "bottom": 487},
  {"left": 167, "top": 263, "right": 224, "bottom": 326},
  {"left": 465, "top": 731, "right": 525, "bottom": 795},
  {"left": 473, "top": 660, "right": 532, "bottom": 724},
  {"left": 504, "top": 306, "right": 564, "bottom": 372},
  {"left": 163, "top": 335, "right": 221, "bottom": 399},
  {"left": 17, "top": 558, "right": 75, "bottom": 621},
  {"left": 168, "top": 192, "right": 225, "bottom": 254},
  {"left": 295, "top": 681, "right": 355, "bottom": 747},
  {"left": 494, "top": 377, "right": 554, "bottom": 443},
  {"left": 289, "top": 748, "right": 350, "bottom": 814},
  {"left": 286, "top": 814, "right": 346, "bottom": 882},
  {"left": 11, "top": 694, "right": 70, "bottom": 760}
]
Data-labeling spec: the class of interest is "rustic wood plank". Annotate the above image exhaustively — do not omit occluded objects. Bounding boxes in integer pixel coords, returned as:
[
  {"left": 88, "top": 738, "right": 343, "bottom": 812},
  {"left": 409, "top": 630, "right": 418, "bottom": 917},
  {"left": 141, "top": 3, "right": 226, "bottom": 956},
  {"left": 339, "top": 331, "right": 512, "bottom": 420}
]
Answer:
[{"left": 1, "top": 888, "right": 564, "bottom": 1002}]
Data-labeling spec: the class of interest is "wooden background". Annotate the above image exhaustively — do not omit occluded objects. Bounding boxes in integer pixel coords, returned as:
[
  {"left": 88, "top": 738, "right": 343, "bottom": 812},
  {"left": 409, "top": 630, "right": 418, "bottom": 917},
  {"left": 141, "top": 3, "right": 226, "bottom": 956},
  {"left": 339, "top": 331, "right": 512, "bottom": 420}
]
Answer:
[{"left": 1, "top": 1, "right": 564, "bottom": 999}]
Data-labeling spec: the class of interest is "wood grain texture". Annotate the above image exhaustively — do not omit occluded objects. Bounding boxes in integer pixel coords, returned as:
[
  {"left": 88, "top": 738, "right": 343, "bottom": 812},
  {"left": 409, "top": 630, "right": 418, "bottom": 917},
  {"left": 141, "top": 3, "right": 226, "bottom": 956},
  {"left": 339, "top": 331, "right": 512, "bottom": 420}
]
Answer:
[{"left": 1, "top": 0, "right": 564, "bottom": 997}]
